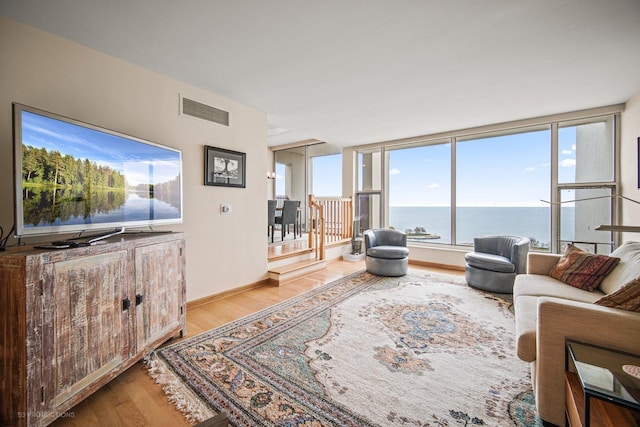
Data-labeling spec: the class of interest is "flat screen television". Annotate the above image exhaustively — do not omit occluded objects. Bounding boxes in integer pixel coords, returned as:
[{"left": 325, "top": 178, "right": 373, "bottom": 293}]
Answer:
[{"left": 12, "top": 103, "right": 183, "bottom": 240}]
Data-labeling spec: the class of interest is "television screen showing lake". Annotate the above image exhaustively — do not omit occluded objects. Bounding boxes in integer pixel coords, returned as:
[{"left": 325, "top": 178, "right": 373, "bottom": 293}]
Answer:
[
  {"left": 15, "top": 106, "right": 183, "bottom": 236},
  {"left": 22, "top": 188, "right": 181, "bottom": 228}
]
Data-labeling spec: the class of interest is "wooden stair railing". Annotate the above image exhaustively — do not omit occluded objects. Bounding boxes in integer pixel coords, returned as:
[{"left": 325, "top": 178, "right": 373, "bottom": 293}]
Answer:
[
  {"left": 308, "top": 195, "right": 353, "bottom": 260},
  {"left": 308, "top": 195, "right": 325, "bottom": 260}
]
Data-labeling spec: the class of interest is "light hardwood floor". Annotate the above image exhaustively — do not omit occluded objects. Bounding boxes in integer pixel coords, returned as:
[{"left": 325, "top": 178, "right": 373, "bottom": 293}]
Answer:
[
  {"left": 51, "top": 260, "right": 462, "bottom": 427},
  {"left": 267, "top": 237, "right": 310, "bottom": 260}
]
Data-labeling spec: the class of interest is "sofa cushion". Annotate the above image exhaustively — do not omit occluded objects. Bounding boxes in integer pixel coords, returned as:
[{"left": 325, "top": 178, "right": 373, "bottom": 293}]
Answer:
[
  {"left": 366, "top": 245, "right": 409, "bottom": 259},
  {"left": 596, "top": 276, "right": 640, "bottom": 312},
  {"left": 514, "top": 274, "right": 604, "bottom": 303},
  {"left": 600, "top": 241, "right": 640, "bottom": 295},
  {"left": 549, "top": 244, "right": 620, "bottom": 291},
  {"left": 465, "top": 252, "right": 515, "bottom": 273}
]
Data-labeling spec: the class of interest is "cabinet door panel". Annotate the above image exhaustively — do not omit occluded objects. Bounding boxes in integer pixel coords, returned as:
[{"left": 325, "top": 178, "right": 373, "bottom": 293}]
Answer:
[
  {"left": 43, "top": 251, "right": 128, "bottom": 407},
  {"left": 135, "top": 241, "right": 183, "bottom": 350}
]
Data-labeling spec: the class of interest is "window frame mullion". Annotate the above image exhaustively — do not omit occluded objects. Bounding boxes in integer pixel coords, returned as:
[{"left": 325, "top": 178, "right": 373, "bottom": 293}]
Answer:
[{"left": 551, "top": 122, "right": 559, "bottom": 253}]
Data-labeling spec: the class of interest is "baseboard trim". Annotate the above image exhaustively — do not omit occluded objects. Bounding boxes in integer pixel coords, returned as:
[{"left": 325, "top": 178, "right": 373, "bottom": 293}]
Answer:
[
  {"left": 186, "top": 278, "right": 271, "bottom": 310},
  {"left": 409, "top": 259, "right": 465, "bottom": 272}
]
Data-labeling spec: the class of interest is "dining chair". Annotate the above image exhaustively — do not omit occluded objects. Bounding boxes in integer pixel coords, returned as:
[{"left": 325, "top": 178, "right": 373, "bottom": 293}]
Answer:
[
  {"left": 275, "top": 195, "right": 289, "bottom": 209},
  {"left": 267, "top": 200, "right": 277, "bottom": 243},
  {"left": 275, "top": 200, "right": 299, "bottom": 241}
]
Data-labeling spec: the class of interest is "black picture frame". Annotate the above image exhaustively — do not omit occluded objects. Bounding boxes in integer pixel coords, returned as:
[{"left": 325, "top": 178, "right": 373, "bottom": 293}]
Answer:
[{"left": 204, "top": 145, "right": 246, "bottom": 188}]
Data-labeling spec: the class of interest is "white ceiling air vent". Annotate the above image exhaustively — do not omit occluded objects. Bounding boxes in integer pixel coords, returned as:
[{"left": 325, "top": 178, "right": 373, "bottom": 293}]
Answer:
[{"left": 181, "top": 96, "right": 229, "bottom": 126}]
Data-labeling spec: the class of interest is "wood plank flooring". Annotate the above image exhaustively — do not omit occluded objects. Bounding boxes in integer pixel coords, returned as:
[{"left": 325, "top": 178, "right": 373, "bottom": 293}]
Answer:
[
  {"left": 51, "top": 260, "right": 462, "bottom": 427},
  {"left": 267, "top": 238, "right": 310, "bottom": 260}
]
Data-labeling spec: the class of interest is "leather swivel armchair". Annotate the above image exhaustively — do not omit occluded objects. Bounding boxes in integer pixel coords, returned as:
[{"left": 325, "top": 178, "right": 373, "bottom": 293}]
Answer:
[
  {"left": 465, "top": 235, "right": 530, "bottom": 293},
  {"left": 364, "top": 229, "right": 409, "bottom": 277}
]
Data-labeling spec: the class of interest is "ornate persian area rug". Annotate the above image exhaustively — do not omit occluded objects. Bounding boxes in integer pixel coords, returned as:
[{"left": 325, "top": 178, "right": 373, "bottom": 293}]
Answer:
[{"left": 147, "top": 270, "right": 542, "bottom": 426}]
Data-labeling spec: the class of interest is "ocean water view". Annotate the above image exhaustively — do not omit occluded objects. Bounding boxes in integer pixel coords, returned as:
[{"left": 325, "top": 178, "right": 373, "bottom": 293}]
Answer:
[{"left": 389, "top": 206, "right": 576, "bottom": 247}]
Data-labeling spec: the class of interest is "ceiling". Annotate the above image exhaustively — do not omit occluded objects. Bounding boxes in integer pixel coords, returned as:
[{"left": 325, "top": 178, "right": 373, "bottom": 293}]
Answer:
[{"left": 2, "top": 0, "right": 640, "bottom": 148}]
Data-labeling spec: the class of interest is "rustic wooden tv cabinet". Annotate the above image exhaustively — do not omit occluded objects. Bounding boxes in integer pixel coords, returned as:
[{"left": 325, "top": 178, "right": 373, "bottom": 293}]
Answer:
[{"left": 0, "top": 232, "right": 186, "bottom": 427}]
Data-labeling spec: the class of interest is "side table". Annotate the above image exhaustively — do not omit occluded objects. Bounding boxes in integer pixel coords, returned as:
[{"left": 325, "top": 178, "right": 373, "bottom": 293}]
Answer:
[{"left": 565, "top": 340, "right": 640, "bottom": 426}]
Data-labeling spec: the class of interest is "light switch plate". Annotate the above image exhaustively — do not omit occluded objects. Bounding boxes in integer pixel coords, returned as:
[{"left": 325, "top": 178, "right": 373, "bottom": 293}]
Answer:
[{"left": 220, "top": 203, "right": 232, "bottom": 214}]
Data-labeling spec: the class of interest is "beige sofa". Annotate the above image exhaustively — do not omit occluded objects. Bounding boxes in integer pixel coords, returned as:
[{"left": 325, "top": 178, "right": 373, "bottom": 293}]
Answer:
[{"left": 513, "top": 241, "right": 640, "bottom": 426}]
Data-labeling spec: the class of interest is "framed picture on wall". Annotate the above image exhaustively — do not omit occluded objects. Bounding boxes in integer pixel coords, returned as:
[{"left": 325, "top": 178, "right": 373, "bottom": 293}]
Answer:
[{"left": 204, "top": 145, "right": 246, "bottom": 188}]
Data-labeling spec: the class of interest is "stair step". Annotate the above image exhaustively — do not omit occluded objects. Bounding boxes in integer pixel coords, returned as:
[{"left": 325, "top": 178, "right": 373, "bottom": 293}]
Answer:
[
  {"left": 268, "top": 259, "right": 326, "bottom": 286},
  {"left": 268, "top": 247, "right": 313, "bottom": 263}
]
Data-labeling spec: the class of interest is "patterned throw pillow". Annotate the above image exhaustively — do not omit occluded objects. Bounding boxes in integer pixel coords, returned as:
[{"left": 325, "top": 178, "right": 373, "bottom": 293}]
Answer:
[
  {"left": 595, "top": 277, "right": 640, "bottom": 312},
  {"left": 549, "top": 244, "right": 620, "bottom": 291}
]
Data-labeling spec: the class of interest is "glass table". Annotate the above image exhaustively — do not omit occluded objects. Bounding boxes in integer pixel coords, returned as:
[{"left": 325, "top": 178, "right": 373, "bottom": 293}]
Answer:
[{"left": 566, "top": 340, "right": 640, "bottom": 426}]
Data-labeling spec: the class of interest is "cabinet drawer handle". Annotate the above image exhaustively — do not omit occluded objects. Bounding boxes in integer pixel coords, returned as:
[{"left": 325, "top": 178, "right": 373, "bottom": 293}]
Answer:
[
  {"left": 122, "top": 298, "right": 131, "bottom": 311},
  {"left": 136, "top": 294, "right": 144, "bottom": 306}
]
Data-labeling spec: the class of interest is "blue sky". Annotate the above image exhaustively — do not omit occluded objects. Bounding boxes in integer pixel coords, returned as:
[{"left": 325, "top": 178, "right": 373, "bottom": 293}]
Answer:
[
  {"left": 388, "top": 128, "right": 579, "bottom": 207},
  {"left": 312, "top": 154, "right": 342, "bottom": 196},
  {"left": 277, "top": 127, "right": 580, "bottom": 207},
  {"left": 21, "top": 110, "right": 181, "bottom": 185},
  {"left": 276, "top": 125, "right": 590, "bottom": 207}
]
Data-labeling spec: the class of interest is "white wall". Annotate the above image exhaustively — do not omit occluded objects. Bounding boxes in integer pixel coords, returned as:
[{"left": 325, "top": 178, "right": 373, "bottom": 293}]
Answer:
[
  {"left": 621, "top": 89, "right": 640, "bottom": 241},
  {"left": 0, "top": 17, "right": 269, "bottom": 301}
]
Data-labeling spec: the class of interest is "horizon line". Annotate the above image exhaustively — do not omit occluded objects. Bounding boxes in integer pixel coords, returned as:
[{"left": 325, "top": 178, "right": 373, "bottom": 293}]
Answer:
[{"left": 389, "top": 204, "right": 575, "bottom": 208}]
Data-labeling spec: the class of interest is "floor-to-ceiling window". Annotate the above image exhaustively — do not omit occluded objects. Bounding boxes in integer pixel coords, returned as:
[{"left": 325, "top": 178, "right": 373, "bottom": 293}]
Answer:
[
  {"left": 357, "top": 109, "right": 620, "bottom": 254},
  {"left": 456, "top": 127, "right": 551, "bottom": 248},
  {"left": 356, "top": 147, "right": 384, "bottom": 231},
  {"left": 308, "top": 144, "right": 342, "bottom": 197},
  {"left": 274, "top": 145, "right": 306, "bottom": 203},
  {"left": 388, "top": 142, "right": 452, "bottom": 244},
  {"left": 556, "top": 115, "right": 616, "bottom": 253}
]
